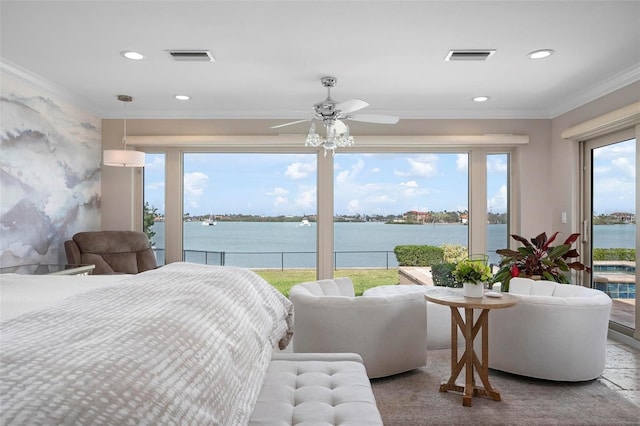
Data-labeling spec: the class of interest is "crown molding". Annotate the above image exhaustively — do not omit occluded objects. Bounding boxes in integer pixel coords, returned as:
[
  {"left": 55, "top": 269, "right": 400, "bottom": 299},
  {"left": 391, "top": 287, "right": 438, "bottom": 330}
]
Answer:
[
  {"left": 549, "top": 63, "right": 640, "bottom": 119},
  {"left": 103, "top": 107, "right": 552, "bottom": 120}
]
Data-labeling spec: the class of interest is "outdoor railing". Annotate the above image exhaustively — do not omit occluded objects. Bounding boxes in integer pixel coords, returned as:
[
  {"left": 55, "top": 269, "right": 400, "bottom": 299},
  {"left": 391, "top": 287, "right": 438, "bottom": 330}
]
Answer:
[{"left": 153, "top": 248, "right": 398, "bottom": 270}]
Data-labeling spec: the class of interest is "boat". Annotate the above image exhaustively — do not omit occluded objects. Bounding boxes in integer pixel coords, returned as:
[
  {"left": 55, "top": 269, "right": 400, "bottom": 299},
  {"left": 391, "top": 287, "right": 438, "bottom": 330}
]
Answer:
[
  {"left": 202, "top": 215, "right": 217, "bottom": 226},
  {"left": 297, "top": 219, "right": 311, "bottom": 227}
]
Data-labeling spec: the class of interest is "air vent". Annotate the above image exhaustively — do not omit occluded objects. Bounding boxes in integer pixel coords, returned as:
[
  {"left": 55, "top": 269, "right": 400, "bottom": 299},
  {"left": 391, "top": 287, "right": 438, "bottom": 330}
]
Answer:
[
  {"left": 167, "top": 50, "right": 215, "bottom": 62},
  {"left": 445, "top": 50, "right": 496, "bottom": 61}
]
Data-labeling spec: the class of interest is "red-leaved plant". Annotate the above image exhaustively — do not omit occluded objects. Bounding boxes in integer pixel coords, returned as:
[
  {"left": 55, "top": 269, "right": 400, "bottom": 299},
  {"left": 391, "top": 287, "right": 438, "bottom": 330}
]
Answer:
[{"left": 492, "top": 232, "right": 591, "bottom": 292}]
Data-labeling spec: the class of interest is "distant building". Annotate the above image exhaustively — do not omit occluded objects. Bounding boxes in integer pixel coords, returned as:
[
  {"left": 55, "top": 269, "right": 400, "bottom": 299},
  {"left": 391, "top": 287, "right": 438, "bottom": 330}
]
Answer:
[
  {"left": 404, "top": 211, "right": 431, "bottom": 224},
  {"left": 611, "top": 212, "right": 635, "bottom": 224}
]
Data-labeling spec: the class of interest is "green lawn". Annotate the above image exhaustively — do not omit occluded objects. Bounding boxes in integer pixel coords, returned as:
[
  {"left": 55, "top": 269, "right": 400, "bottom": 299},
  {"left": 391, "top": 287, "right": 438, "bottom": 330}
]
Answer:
[{"left": 254, "top": 268, "right": 400, "bottom": 297}]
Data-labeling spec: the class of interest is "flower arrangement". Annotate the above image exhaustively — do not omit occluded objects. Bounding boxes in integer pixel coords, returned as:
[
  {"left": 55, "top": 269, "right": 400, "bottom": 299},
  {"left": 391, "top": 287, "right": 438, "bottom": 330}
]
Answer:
[
  {"left": 492, "top": 232, "right": 591, "bottom": 292},
  {"left": 452, "top": 259, "right": 493, "bottom": 285}
]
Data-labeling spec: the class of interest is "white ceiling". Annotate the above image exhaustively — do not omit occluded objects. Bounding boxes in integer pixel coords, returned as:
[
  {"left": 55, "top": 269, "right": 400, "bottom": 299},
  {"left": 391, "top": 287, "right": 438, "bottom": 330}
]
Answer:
[{"left": 1, "top": 0, "right": 639, "bottom": 124}]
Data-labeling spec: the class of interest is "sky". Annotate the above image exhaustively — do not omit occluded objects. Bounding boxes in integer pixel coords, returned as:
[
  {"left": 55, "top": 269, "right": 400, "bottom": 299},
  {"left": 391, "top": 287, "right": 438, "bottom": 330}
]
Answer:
[
  {"left": 144, "top": 152, "right": 508, "bottom": 217},
  {"left": 143, "top": 140, "right": 635, "bottom": 217},
  {"left": 592, "top": 138, "right": 636, "bottom": 215}
]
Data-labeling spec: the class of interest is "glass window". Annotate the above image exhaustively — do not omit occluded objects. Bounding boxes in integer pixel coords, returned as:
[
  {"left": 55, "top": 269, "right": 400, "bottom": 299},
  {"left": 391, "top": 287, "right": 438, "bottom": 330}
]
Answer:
[
  {"left": 487, "top": 153, "right": 509, "bottom": 266},
  {"left": 143, "top": 153, "right": 166, "bottom": 265},
  {"left": 333, "top": 153, "right": 469, "bottom": 269},
  {"left": 181, "top": 153, "right": 317, "bottom": 270}
]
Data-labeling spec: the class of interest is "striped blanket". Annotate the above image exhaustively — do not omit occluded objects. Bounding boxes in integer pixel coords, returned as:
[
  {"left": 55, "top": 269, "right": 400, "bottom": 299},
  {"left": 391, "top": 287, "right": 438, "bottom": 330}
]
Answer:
[{"left": 0, "top": 262, "right": 293, "bottom": 425}]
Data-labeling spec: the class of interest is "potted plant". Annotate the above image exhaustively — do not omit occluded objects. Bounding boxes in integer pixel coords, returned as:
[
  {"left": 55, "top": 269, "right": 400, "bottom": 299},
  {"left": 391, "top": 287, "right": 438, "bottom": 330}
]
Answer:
[
  {"left": 452, "top": 259, "right": 493, "bottom": 297},
  {"left": 492, "top": 232, "right": 591, "bottom": 292}
]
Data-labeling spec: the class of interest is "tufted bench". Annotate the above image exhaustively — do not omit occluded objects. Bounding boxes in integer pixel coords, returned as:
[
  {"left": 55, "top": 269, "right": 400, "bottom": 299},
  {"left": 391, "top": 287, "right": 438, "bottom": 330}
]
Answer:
[{"left": 250, "top": 352, "right": 383, "bottom": 425}]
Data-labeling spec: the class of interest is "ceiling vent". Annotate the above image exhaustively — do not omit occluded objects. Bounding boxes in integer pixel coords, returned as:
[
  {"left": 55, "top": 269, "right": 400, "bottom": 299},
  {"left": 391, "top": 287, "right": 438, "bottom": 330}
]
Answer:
[
  {"left": 445, "top": 50, "right": 496, "bottom": 61},
  {"left": 167, "top": 50, "right": 215, "bottom": 62}
]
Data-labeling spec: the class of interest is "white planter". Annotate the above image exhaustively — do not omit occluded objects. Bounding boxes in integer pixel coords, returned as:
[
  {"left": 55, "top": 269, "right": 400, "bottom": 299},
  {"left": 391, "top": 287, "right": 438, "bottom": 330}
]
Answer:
[{"left": 463, "top": 282, "right": 484, "bottom": 298}]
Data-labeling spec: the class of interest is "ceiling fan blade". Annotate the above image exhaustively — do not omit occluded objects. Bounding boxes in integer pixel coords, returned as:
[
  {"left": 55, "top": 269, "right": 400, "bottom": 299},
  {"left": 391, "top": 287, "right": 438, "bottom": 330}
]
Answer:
[
  {"left": 270, "top": 119, "right": 310, "bottom": 129},
  {"left": 336, "top": 99, "right": 369, "bottom": 114},
  {"left": 347, "top": 114, "right": 399, "bottom": 124}
]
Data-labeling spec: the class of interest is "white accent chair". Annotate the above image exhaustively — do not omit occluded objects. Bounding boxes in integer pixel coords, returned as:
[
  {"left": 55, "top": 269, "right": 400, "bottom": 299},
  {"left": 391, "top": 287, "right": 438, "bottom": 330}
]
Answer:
[
  {"left": 289, "top": 278, "right": 427, "bottom": 378},
  {"left": 486, "top": 277, "right": 612, "bottom": 381},
  {"left": 363, "top": 284, "right": 463, "bottom": 349}
]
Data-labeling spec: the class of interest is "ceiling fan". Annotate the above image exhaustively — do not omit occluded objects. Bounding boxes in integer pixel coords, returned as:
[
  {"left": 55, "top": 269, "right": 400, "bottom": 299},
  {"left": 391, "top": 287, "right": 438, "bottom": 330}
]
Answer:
[
  {"left": 272, "top": 76, "right": 399, "bottom": 128},
  {"left": 271, "top": 76, "right": 399, "bottom": 154}
]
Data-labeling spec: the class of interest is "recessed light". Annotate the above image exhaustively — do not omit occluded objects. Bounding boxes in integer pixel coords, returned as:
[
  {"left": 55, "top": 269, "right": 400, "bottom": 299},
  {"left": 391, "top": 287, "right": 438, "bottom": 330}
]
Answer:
[
  {"left": 121, "top": 50, "right": 144, "bottom": 60},
  {"left": 174, "top": 95, "right": 190, "bottom": 101},
  {"left": 528, "top": 49, "right": 554, "bottom": 59},
  {"left": 473, "top": 96, "right": 489, "bottom": 102}
]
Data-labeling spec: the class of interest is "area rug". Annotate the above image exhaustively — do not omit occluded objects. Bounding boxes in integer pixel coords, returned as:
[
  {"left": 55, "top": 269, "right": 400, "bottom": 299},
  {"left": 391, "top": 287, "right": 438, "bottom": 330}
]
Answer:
[{"left": 371, "top": 349, "right": 639, "bottom": 425}]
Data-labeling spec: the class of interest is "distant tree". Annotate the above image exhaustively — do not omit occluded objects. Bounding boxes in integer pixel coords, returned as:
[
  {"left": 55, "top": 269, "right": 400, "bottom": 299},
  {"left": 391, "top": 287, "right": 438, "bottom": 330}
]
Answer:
[{"left": 143, "top": 202, "right": 158, "bottom": 241}]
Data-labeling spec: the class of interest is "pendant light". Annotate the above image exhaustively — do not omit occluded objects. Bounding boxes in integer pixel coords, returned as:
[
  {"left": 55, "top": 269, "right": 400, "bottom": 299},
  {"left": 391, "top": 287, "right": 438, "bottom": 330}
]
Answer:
[{"left": 103, "top": 95, "right": 145, "bottom": 167}]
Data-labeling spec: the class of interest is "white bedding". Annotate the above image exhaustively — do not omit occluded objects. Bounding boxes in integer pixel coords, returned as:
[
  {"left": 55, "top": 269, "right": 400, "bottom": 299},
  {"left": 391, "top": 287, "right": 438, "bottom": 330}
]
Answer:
[
  {"left": 0, "top": 262, "right": 294, "bottom": 425},
  {"left": 0, "top": 273, "right": 130, "bottom": 321}
]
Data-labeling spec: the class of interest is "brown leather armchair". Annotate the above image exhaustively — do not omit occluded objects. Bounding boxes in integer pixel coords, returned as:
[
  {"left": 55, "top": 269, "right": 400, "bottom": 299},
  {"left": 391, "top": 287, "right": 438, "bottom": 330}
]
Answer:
[{"left": 64, "top": 231, "right": 158, "bottom": 274}]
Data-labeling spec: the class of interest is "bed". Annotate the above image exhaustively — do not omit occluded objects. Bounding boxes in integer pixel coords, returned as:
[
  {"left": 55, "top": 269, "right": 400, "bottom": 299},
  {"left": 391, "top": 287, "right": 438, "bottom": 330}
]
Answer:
[{"left": 0, "top": 262, "right": 294, "bottom": 425}]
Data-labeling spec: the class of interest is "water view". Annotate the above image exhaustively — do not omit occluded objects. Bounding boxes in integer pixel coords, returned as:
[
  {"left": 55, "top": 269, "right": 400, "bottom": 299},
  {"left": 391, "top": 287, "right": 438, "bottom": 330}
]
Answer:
[{"left": 150, "top": 222, "right": 635, "bottom": 269}]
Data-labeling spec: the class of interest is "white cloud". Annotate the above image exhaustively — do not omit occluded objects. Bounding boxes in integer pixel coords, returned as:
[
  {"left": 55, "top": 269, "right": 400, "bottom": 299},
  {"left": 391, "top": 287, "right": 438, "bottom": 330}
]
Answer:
[
  {"left": 145, "top": 181, "right": 165, "bottom": 191},
  {"left": 267, "top": 187, "right": 289, "bottom": 196},
  {"left": 145, "top": 155, "right": 165, "bottom": 171},
  {"left": 183, "top": 172, "right": 209, "bottom": 210},
  {"left": 295, "top": 186, "right": 316, "bottom": 211},
  {"left": 487, "top": 156, "right": 507, "bottom": 173},
  {"left": 368, "top": 194, "right": 394, "bottom": 204},
  {"left": 285, "top": 161, "right": 316, "bottom": 179},
  {"left": 370, "top": 167, "right": 381, "bottom": 173},
  {"left": 488, "top": 184, "right": 508, "bottom": 213},
  {"left": 269, "top": 187, "right": 290, "bottom": 207},
  {"left": 347, "top": 199, "right": 361, "bottom": 214},
  {"left": 594, "top": 140, "right": 635, "bottom": 159},
  {"left": 593, "top": 166, "right": 611, "bottom": 175},
  {"left": 402, "top": 187, "right": 419, "bottom": 197},
  {"left": 611, "top": 157, "right": 635, "bottom": 179},
  {"left": 456, "top": 154, "right": 468, "bottom": 171},
  {"left": 594, "top": 177, "right": 635, "bottom": 197},
  {"left": 400, "top": 180, "right": 418, "bottom": 188},
  {"left": 184, "top": 172, "right": 208, "bottom": 196},
  {"left": 274, "top": 196, "right": 288, "bottom": 206},
  {"left": 336, "top": 158, "right": 364, "bottom": 183},
  {"left": 395, "top": 155, "right": 438, "bottom": 178}
]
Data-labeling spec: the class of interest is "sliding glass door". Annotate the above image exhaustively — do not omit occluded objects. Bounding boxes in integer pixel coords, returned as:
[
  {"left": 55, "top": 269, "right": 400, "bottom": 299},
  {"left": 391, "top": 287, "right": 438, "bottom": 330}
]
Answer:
[{"left": 584, "top": 135, "right": 636, "bottom": 333}]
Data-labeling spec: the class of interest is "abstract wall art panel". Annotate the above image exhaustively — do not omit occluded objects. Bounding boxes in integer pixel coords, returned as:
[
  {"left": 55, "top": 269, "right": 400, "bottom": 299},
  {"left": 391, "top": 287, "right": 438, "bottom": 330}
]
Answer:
[{"left": 1, "top": 74, "right": 101, "bottom": 267}]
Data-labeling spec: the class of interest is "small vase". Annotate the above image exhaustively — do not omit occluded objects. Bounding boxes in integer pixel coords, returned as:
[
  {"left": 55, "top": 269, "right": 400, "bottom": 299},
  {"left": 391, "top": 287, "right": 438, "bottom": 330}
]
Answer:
[{"left": 463, "top": 282, "right": 484, "bottom": 298}]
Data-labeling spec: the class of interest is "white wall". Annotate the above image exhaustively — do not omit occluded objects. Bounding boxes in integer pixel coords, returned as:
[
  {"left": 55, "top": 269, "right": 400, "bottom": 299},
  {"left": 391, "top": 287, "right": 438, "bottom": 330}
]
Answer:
[{"left": 551, "top": 81, "right": 640, "bottom": 238}]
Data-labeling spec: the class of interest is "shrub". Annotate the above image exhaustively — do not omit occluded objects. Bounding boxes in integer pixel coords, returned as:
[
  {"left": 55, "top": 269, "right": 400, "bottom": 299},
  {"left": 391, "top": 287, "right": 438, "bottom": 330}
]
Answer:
[
  {"left": 441, "top": 244, "right": 468, "bottom": 263},
  {"left": 592, "top": 248, "right": 635, "bottom": 261},
  {"left": 431, "top": 262, "right": 461, "bottom": 287},
  {"left": 393, "top": 245, "right": 444, "bottom": 267}
]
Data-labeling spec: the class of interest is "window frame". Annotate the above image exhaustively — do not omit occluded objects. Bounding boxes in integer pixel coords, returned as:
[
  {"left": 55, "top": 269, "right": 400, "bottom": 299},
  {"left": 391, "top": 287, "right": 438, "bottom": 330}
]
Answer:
[{"left": 132, "top": 135, "right": 522, "bottom": 278}]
